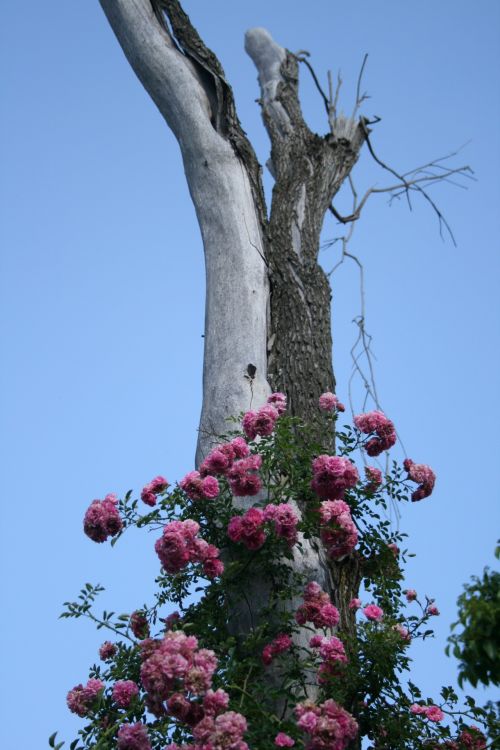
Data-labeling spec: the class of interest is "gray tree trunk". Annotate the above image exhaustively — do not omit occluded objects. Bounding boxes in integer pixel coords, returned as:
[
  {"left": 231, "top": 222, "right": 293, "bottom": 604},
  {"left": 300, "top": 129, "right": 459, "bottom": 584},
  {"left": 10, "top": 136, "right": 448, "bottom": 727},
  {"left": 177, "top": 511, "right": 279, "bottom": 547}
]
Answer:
[{"left": 98, "top": 0, "right": 365, "bottom": 711}]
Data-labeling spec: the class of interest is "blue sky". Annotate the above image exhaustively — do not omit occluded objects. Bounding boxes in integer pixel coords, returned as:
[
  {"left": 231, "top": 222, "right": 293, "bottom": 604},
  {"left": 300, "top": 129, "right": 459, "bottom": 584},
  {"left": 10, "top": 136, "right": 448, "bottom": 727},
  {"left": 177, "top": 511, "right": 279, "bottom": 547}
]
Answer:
[{"left": 1, "top": 1, "right": 499, "bottom": 746}]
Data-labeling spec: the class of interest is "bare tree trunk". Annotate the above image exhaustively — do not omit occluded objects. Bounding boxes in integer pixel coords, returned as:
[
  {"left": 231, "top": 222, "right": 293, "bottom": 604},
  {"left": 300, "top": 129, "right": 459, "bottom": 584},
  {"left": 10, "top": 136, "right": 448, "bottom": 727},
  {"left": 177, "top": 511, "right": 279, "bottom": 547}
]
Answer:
[
  {"left": 99, "top": 0, "right": 271, "bottom": 466},
  {"left": 245, "top": 29, "right": 365, "bottom": 424},
  {"left": 98, "top": 0, "right": 365, "bottom": 711}
]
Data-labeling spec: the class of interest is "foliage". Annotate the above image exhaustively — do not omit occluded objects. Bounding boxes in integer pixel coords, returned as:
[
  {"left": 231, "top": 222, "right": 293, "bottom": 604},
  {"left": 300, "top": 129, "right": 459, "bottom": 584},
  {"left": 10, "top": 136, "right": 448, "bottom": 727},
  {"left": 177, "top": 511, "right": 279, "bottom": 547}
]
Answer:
[
  {"left": 447, "top": 545, "right": 500, "bottom": 689},
  {"left": 53, "top": 401, "right": 499, "bottom": 750}
]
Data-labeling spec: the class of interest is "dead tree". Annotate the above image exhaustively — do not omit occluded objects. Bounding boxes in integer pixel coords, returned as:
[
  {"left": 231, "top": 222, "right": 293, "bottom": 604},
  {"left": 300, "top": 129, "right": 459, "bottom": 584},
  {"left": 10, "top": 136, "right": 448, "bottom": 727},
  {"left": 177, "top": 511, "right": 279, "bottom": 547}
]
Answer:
[{"left": 97, "top": 0, "right": 471, "bottom": 711}]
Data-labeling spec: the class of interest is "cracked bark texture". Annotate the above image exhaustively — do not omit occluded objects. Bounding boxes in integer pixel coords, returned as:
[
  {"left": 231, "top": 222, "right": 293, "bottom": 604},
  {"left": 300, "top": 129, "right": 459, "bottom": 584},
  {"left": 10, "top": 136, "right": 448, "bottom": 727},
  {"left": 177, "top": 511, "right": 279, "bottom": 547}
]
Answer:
[
  {"left": 246, "top": 29, "right": 366, "bottom": 426},
  {"left": 98, "top": 0, "right": 366, "bottom": 722}
]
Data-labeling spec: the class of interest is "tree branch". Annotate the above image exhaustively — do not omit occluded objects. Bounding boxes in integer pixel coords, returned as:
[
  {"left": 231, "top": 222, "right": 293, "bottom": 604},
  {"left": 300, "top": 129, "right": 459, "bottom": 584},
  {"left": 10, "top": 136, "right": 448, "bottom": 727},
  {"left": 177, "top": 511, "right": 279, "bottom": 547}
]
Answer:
[
  {"left": 329, "top": 143, "right": 474, "bottom": 241},
  {"left": 99, "top": 0, "right": 271, "bottom": 465}
]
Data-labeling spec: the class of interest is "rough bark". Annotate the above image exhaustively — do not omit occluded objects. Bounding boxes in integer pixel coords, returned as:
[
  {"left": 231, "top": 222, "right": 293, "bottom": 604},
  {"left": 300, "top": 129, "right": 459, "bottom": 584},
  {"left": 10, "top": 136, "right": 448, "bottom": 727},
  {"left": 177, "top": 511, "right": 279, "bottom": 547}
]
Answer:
[{"left": 245, "top": 29, "right": 366, "bottom": 425}]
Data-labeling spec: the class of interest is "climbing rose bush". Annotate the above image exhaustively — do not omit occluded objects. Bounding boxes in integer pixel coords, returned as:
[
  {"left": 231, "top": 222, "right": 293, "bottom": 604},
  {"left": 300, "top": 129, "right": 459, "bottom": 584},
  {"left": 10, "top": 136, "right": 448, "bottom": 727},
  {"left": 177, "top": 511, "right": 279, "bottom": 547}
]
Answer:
[{"left": 56, "top": 395, "right": 498, "bottom": 750}]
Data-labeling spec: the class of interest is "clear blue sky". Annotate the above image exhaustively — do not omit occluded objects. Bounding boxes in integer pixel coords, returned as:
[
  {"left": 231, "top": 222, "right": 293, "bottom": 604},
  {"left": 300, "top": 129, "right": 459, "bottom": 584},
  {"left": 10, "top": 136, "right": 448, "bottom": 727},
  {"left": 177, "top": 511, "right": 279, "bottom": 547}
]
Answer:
[{"left": 1, "top": 1, "right": 499, "bottom": 747}]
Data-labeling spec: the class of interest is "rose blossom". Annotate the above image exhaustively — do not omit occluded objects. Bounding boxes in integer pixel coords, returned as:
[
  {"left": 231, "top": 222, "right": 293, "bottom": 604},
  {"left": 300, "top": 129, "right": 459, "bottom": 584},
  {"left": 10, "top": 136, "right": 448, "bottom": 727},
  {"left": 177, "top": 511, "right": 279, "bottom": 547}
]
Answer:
[
  {"left": 155, "top": 520, "right": 223, "bottom": 578},
  {"left": 318, "top": 500, "right": 358, "bottom": 559},
  {"left": 311, "top": 455, "right": 359, "bottom": 500},
  {"left": 141, "top": 475, "right": 169, "bottom": 507},
  {"left": 116, "top": 722, "right": 151, "bottom": 750},
  {"left": 193, "top": 710, "right": 248, "bottom": 750},
  {"left": 66, "top": 678, "right": 104, "bottom": 717},
  {"left": 403, "top": 458, "right": 436, "bottom": 501},
  {"left": 203, "top": 688, "right": 230, "bottom": 716},
  {"left": 363, "top": 604, "right": 384, "bottom": 622},
  {"left": 295, "top": 699, "right": 358, "bottom": 750},
  {"left": 228, "top": 507, "right": 266, "bottom": 550},
  {"left": 130, "top": 611, "right": 150, "bottom": 639},
  {"left": 295, "top": 582, "right": 339, "bottom": 629},
  {"left": 424, "top": 705, "right": 444, "bottom": 722},
  {"left": 394, "top": 624, "right": 411, "bottom": 643},
  {"left": 365, "top": 466, "right": 383, "bottom": 493},
  {"left": 410, "top": 704, "right": 426, "bottom": 715},
  {"left": 163, "top": 611, "right": 181, "bottom": 630},
  {"left": 179, "top": 470, "right": 220, "bottom": 501},
  {"left": 263, "top": 503, "right": 299, "bottom": 546},
  {"left": 404, "top": 589, "right": 417, "bottom": 602},
  {"left": 311, "top": 635, "right": 348, "bottom": 683},
  {"left": 275, "top": 733, "right": 295, "bottom": 747},
  {"left": 319, "top": 392, "right": 345, "bottom": 412},
  {"left": 427, "top": 604, "right": 440, "bottom": 616},
  {"left": 267, "top": 392, "right": 287, "bottom": 415},
  {"left": 227, "top": 454, "right": 262, "bottom": 497},
  {"left": 112, "top": 680, "right": 139, "bottom": 708},
  {"left": 83, "top": 494, "right": 123, "bottom": 543},
  {"left": 349, "top": 598, "right": 362, "bottom": 610},
  {"left": 242, "top": 403, "right": 279, "bottom": 440},
  {"left": 99, "top": 641, "right": 117, "bottom": 660},
  {"left": 262, "top": 633, "right": 293, "bottom": 665},
  {"left": 199, "top": 437, "right": 250, "bottom": 477},
  {"left": 354, "top": 410, "right": 397, "bottom": 456},
  {"left": 458, "top": 726, "right": 487, "bottom": 749}
]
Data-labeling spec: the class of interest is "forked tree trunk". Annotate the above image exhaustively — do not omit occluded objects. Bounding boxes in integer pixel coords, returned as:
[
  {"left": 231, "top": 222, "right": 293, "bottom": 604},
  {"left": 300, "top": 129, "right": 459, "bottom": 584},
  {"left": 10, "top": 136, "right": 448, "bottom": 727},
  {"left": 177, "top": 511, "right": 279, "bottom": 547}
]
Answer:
[{"left": 98, "top": 0, "right": 365, "bottom": 711}]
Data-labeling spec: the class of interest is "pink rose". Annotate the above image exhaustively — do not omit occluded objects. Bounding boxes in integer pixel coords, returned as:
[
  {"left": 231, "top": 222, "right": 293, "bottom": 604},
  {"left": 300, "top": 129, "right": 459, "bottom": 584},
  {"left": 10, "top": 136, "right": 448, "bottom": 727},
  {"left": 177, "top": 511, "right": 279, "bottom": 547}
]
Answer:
[
  {"left": 275, "top": 732, "right": 295, "bottom": 747},
  {"left": 363, "top": 604, "right": 384, "bottom": 622},
  {"left": 424, "top": 705, "right": 444, "bottom": 722}
]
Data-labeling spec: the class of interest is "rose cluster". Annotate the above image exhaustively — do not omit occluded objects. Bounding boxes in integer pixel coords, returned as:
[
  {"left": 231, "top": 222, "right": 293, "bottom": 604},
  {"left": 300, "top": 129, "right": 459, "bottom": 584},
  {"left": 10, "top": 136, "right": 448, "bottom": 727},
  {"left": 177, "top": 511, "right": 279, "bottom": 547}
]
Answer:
[
  {"left": 116, "top": 723, "right": 151, "bottom": 750},
  {"left": 139, "top": 632, "right": 249, "bottom": 749},
  {"left": 311, "top": 455, "right": 359, "bottom": 500},
  {"left": 116, "top": 693, "right": 249, "bottom": 750},
  {"left": 403, "top": 458, "right": 436, "bottom": 501},
  {"left": 141, "top": 475, "right": 169, "bottom": 507},
  {"left": 155, "top": 520, "right": 223, "bottom": 578},
  {"left": 427, "top": 726, "right": 487, "bottom": 750},
  {"left": 262, "top": 633, "right": 293, "bottom": 665},
  {"left": 410, "top": 703, "right": 445, "bottom": 722},
  {"left": 318, "top": 392, "right": 345, "bottom": 413},
  {"left": 263, "top": 503, "right": 299, "bottom": 546},
  {"left": 199, "top": 437, "right": 250, "bottom": 477},
  {"left": 318, "top": 500, "right": 358, "bottom": 560},
  {"left": 364, "top": 465, "right": 383, "bottom": 493},
  {"left": 295, "top": 582, "right": 340, "bottom": 629},
  {"left": 354, "top": 410, "right": 397, "bottom": 456},
  {"left": 242, "top": 393, "right": 286, "bottom": 440},
  {"left": 83, "top": 493, "right": 123, "bottom": 543},
  {"left": 67, "top": 678, "right": 104, "bottom": 717},
  {"left": 112, "top": 680, "right": 139, "bottom": 708},
  {"left": 296, "top": 699, "right": 358, "bottom": 750},
  {"left": 130, "top": 611, "right": 150, "bottom": 639},
  {"left": 228, "top": 502, "right": 299, "bottom": 550},
  {"left": 453, "top": 726, "right": 487, "bottom": 749},
  {"left": 227, "top": 454, "right": 263, "bottom": 497},
  {"left": 99, "top": 640, "right": 117, "bottom": 661},
  {"left": 197, "top": 434, "right": 263, "bottom": 498},
  {"left": 180, "top": 470, "right": 220, "bottom": 501},
  {"left": 191, "top": 709, "right": 248, "bottom": 750},
  {"left": 140, "top": 631, "right": 216, "bottom": 708},
  {"left": 309, "top": 635, "right": 347, "bottom": 683}
]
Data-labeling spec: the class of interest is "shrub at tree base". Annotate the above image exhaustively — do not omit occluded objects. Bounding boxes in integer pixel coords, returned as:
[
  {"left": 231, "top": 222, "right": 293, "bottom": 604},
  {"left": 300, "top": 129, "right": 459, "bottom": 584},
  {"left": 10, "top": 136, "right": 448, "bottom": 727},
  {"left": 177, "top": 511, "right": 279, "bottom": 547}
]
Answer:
[{"left": 55, "top": 394, "right": 498, "bottom": 750}]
